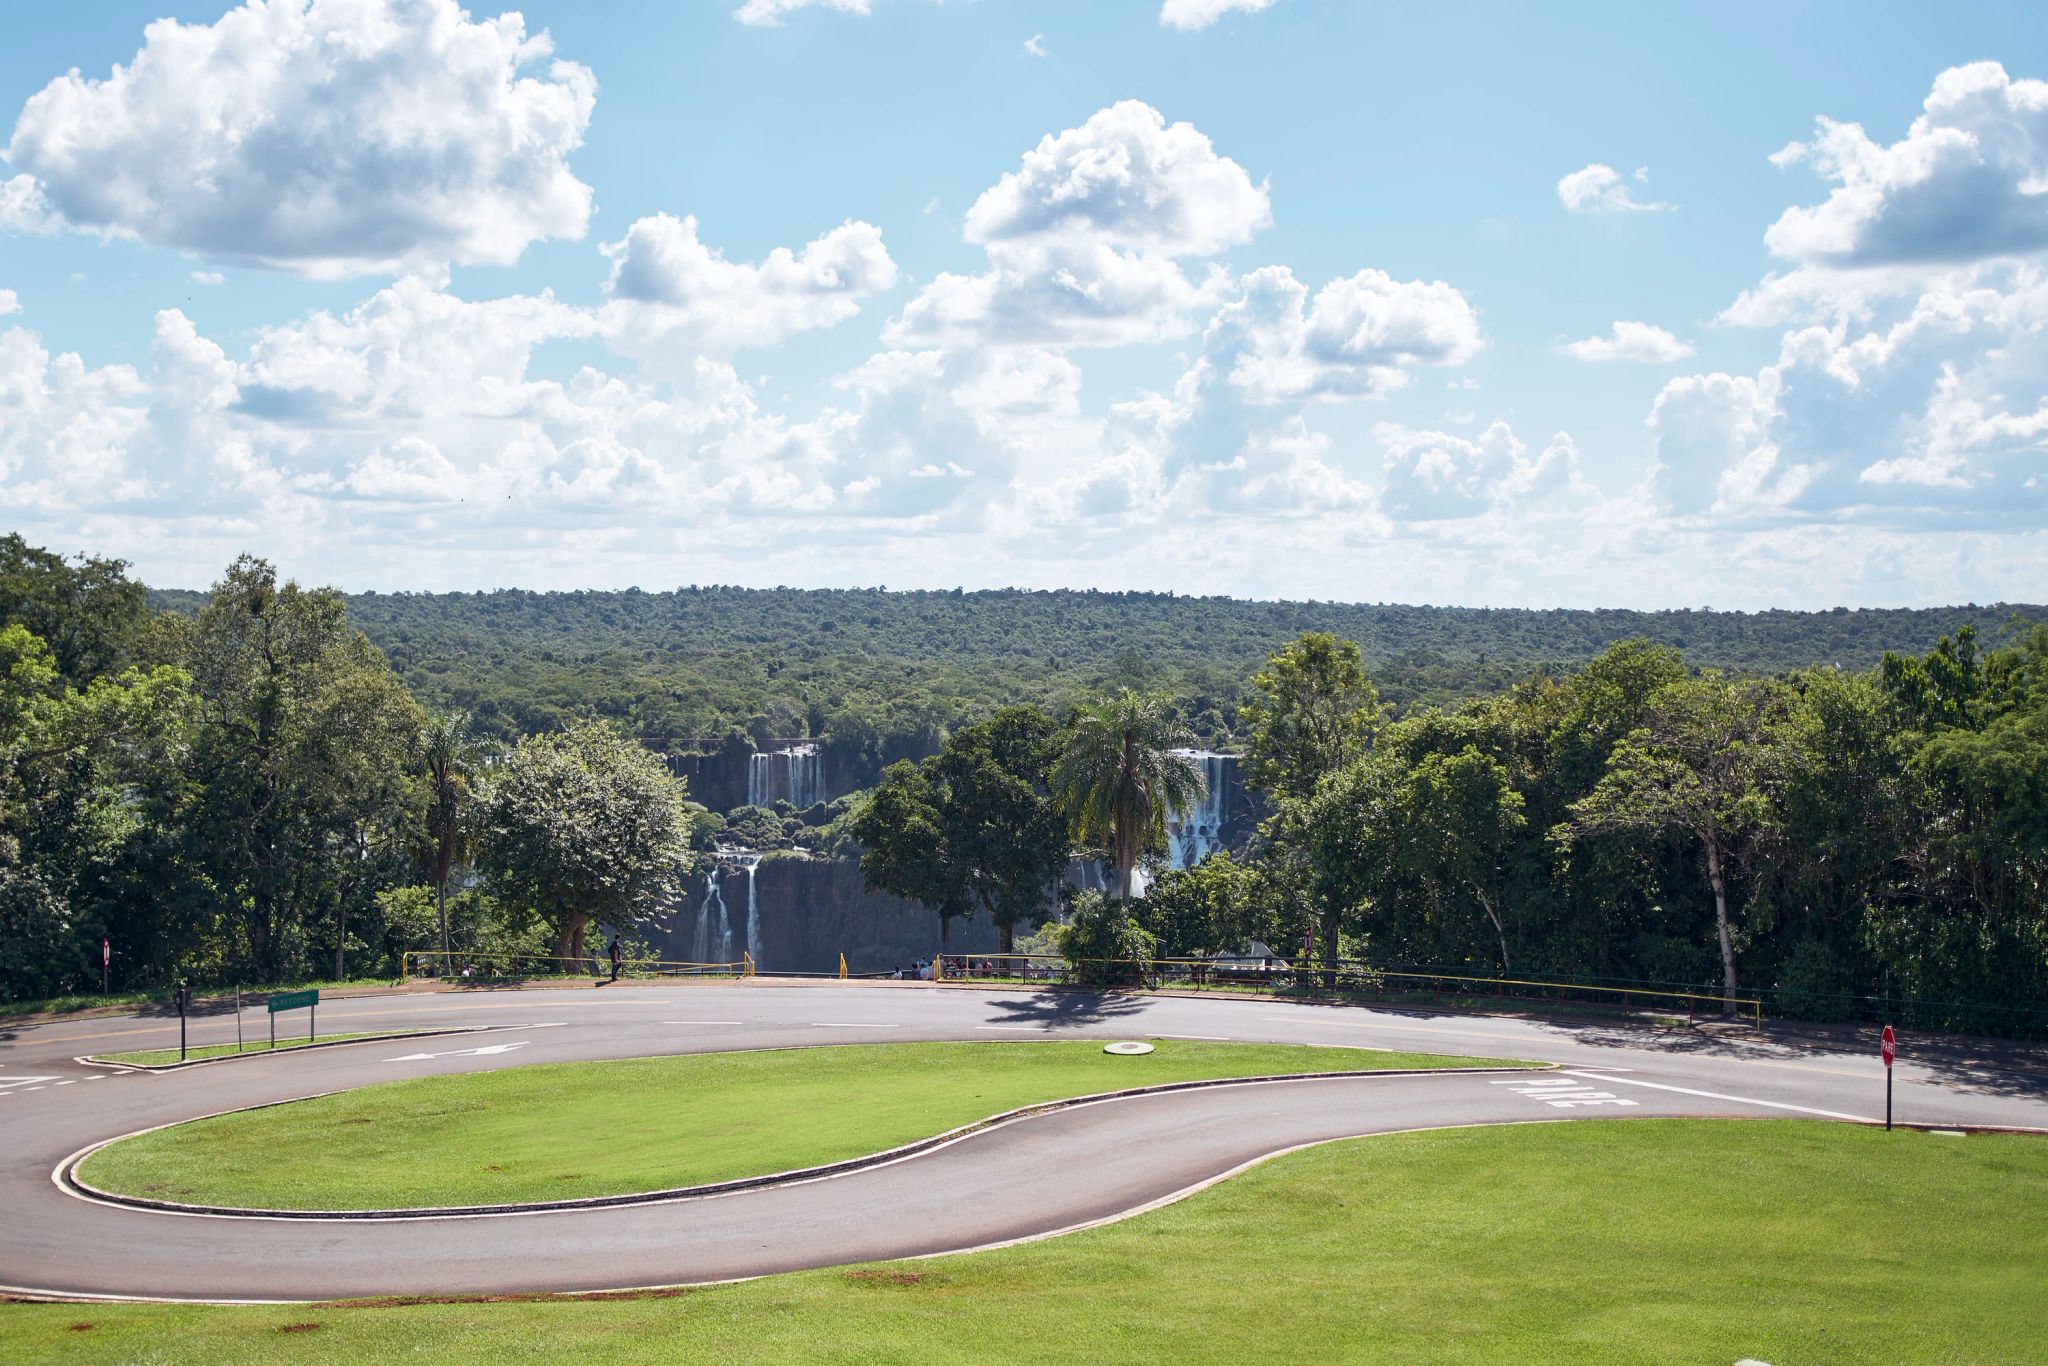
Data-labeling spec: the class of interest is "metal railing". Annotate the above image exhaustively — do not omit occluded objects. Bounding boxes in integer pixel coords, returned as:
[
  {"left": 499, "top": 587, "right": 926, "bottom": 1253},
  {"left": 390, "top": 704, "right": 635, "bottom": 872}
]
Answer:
[
  {"left": 932, "top": 954, "right": 1763, "bottom": 1027},
  {"left": 402, "top": 949, "right": 753, "bottom": 981}
]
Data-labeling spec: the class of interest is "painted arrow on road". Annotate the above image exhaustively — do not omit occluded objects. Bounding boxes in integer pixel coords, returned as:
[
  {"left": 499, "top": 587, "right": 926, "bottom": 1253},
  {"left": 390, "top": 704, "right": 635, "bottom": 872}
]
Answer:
[{"left": 386, "top": 1042, "right": 529, "bottom": 1062}]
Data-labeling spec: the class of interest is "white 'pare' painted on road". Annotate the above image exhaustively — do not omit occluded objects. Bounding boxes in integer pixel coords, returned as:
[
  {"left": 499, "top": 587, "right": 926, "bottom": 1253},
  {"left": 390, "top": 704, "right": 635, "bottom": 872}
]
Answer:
[{"left": 1488, "top": 1076, "right": 1638, "bottom": 1108}]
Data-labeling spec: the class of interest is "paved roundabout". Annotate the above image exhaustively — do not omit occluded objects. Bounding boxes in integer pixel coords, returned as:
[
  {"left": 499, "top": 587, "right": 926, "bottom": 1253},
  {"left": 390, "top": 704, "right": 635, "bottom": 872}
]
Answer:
[{"left": 4, "top": 981, "right": 2046, "bottom": 1303}]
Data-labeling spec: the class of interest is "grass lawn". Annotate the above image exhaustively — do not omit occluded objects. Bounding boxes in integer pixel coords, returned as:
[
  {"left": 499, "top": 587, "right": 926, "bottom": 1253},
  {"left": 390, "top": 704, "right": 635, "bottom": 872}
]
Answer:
[
  {"left": 77, "top": 1040, "right": 1514, "bottom": 1210},
  {"left": 90, "top": 1030, "right": 448, "bottom": 1068},
  {"left": 16, "top": 1120, "right": 2048, "bottom": 1364}
]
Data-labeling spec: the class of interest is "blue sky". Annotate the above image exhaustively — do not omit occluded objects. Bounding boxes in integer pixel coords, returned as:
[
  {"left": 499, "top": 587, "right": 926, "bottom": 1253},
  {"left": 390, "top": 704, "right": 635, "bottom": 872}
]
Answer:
[{"left": 2, "top": 0, "right": 2046, "bottom": 607}]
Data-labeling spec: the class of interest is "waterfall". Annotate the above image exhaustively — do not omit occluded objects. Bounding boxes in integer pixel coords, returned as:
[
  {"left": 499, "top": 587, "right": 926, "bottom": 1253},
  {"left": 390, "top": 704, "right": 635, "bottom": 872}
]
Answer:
[
  {"left": 791, "top": 745, "right": 823, "bottom": 808},
  {"left": 743, "top": 856, "right": 763, "bottom": 969},
  {"left": 1166, "top": 750, "right": 1232, "bottom": 870},
  {"left": 747, "top": 743, "right": 826, "bottom": 809},
  {"left": 695, "top": 866, "right": 730, "bottom": 964}
]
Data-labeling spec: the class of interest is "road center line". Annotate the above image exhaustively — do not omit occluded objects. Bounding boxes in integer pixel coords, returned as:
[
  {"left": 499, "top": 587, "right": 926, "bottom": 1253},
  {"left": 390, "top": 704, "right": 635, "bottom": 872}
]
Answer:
[{"left": 1562, "top": 1071, "right": 1868, "bottom": 1121}]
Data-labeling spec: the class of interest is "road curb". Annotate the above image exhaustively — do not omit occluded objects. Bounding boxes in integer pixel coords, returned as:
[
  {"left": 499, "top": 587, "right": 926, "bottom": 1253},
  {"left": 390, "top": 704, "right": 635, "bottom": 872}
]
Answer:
[
  {"left": 76, "top": 1026, "right": 494, "bottom": 1073},
  {"left": 61, "top": 1064, "right": 1547, "bottom": 1222}
]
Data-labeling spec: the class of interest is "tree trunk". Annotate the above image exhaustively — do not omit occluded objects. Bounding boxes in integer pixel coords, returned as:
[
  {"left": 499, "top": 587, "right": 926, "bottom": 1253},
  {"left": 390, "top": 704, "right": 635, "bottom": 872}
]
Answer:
[
  {"left": 554, "top": 912, "right": 591, "bottom": 971},
  {"left": 436, "top": 877, "right": 450, "bottom": 967},
  {"left": 1704, "top": 840, "right": 1738, "bottom": 1015},
  {"left": 1474, "top": 888, "right": 1511, "bottom": 973},
  {"left": 999, "top": 920, "right": 1015, "bottom": 956},
  {"left": 1319, "top": 906, "right": 1339, "bottom": 988},
  {"left": 333, "top": 898, "right": 346, "bottom": 983}
]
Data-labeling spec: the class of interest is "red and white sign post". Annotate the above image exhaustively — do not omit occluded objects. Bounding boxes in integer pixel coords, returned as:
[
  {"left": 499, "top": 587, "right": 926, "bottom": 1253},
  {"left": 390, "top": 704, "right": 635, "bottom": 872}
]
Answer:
[
  {"left": 1881, "top": 1024, "right": 1896, "bottom": 1131},
  {"left": 100, "top": 936, "right": 110, "bottom": 995}
]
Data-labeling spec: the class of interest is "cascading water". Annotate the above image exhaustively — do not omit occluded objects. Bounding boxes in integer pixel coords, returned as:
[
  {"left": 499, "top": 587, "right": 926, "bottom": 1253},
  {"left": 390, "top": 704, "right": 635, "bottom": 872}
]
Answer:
[
  {"left": 746, "top": 744, "right": 826, "bottom": 809},
  {"left": 743, "top": 855, "right": 763, "bottom": 969},
  {"left": 1166, "top": 750, "right": 1233, "bottom": 870},
  {"left": 694, "top": 865, "right": 731, "bottom": 964}
]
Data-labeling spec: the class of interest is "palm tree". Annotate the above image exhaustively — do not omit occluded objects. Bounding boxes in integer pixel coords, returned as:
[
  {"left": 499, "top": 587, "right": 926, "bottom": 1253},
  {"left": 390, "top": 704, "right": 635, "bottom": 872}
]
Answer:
[
  {"left": 419, "top": 710, "right": 482, "bottom": 966},
  {"left": 1050, "top": 689, "right": 1207, "bottom": 906}
]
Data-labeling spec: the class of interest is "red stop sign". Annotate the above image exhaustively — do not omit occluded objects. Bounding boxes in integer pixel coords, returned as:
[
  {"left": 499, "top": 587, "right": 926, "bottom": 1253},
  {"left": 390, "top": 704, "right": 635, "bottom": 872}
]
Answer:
[{"left": 1881, "top": 1024, "right": 1896, "bottom": 1068}]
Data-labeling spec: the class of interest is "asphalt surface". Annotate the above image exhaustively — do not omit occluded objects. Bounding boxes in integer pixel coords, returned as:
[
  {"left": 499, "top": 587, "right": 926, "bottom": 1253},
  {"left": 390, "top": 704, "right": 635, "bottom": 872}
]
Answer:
[{"left": 3, "top": 979, "right": 2045, "bottom": 1302}]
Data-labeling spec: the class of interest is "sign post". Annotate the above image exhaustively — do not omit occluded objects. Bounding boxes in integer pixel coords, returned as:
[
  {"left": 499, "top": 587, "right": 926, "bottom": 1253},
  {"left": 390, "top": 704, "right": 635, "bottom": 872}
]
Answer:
[
  {"left": 173, "top": 983, "right": 188, "bottom": 1061},
  {"left": 1881, "top": 1024, "right": 1896, "bottom": 1130},
  {"left": 267, "top": 988, "right": 320, "bottom": 1049},
  {"left": 100, "top": 937, "right": 110, "bottom": 995}
]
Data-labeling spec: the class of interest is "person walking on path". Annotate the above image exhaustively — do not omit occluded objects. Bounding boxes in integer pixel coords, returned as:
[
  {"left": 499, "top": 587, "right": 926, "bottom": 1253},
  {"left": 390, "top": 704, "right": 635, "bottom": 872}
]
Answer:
[{"left": 608, "top": 935, "right": 622, "bottom": 983}]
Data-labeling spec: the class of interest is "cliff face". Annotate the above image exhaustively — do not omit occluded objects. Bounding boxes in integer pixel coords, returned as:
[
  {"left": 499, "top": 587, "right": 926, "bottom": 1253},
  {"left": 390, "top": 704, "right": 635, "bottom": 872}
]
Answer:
[
  {"left": 666, "top": 751, "right": 751, "bottom": 812},
  {"left": 655, "top": 854, "right": 1001, "bottom": 975}
]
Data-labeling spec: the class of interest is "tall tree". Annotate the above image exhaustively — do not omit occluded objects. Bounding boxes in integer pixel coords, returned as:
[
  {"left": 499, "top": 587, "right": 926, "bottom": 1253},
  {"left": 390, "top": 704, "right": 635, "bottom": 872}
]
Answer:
[
  {"left": 185, "top": 557, "right": 422, "bottom": 981},
  {"left": 0, "top": 623, "right": 189, "bottom": 999},
  {"left": 1566, "top": 674, "right": 1795, "bottom": 1008},
  {"left": 850, "top": 706, "right": 1068, "bottom": 952},
  {"left": 1050, "top": 689, "right": 1206, "bottom": 905},
  {"left": 0, "top": 534, "right": 151, "bottom": 686},
  {"left": 419, "top": 710, "right": 484, "bottom": 964},
  {"left": 476, "top": 720, "right": 692, "bottom": 964},
  {"left": 1239, "top": 633, "right": 1383, "bottom": 803},
  {"left": 1398, "top": 748, "right": 1527, "bottom": 971}
]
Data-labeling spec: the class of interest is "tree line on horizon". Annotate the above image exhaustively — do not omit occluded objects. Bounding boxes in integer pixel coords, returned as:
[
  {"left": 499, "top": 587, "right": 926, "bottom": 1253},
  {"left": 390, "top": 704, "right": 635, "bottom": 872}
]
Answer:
[{"left": 147, "top": 577, "right": 2041, "bottom": 799}]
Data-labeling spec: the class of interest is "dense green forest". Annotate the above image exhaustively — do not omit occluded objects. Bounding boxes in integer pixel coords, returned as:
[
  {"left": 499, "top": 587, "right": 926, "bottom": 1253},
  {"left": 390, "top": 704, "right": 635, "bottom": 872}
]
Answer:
[
  {"left": 9, "top": 534, "right": 2046, "bottom": 1038},
  {"left": 149, "top": 583, "right": 2046, "bottom": 793}
]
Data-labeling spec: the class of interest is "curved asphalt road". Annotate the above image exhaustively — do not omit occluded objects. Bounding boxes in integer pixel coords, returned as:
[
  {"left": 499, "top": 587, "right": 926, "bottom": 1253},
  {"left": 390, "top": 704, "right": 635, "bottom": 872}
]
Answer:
[{"left": 3, "top": 979, "right": 2045, "bottom": 1302}]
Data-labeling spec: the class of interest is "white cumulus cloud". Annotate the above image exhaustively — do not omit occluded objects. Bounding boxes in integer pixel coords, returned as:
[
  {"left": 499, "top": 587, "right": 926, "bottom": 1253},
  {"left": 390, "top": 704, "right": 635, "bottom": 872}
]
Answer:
[
  {"left": 1377, "top": 421, "right": 1588, "bottom": 520},
  {"left": 1159, "top": 0, "right": 1282, "bottom": 30},
  {"left": 1765, "top": 62, "right": 2048, "bottom": 266},
  {"left": 965, "top": 101, "right": 1270, "bottom": 256},
  {"left": 734, "top": 0, "right": 874, "bottom": 24},
  {"left": 0, "top": 289, "right": 17, "bottom": 316},
  {"left": 1557, "top": 163, "right": 1673, "bottom": 214},
  {"left": 1560, "top": 321, "right": 1695, "bottom": 363},
  {"left": 0, "top": 175, "right": 54, "bottom": 233},
  {"left": 891, "top": 102, "right": 1268, "bottom": 349},
  {"left": 1212, "top": 266, "right": 1483, "bottom": 404},
  {"left": 3, "top": 0, "right": 595, "bottom": 278},
  {"left": 600, "top": 213, "right": 897, "bottom": 359}
]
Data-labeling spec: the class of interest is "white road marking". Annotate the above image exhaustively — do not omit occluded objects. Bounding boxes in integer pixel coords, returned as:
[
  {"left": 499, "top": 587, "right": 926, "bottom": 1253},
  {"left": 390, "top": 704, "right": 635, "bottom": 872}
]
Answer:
[
  {"left": 386, "top": 1042, "right": 530, "bottom": 1061},
  {"left": 0, "top": 1076, "right": 58, "bottom": 1090},
  {"left": 1488, "top": 1076, "right": 1637, "bottom": 1108},
  {"left": 53, "top": 1079, "right": 76, "bottom": 1086},
  {"left": 812, "top": 1022, "right": 901, "bottom": 1028},
  {"left": 1563, "top": 1071, "right": 1867, "bottom": 1121}
]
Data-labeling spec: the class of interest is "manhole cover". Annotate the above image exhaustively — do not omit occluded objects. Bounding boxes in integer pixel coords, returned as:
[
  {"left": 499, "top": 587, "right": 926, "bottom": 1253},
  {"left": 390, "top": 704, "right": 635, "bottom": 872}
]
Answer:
[{"left": 1103, "top": 1041, "right": 1155, "bottom": 1056}]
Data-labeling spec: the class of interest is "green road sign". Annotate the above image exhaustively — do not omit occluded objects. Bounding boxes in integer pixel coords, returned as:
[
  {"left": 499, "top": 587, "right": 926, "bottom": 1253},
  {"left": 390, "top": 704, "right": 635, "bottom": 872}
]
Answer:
[{"left": 268, "top": 988, "right": 319, "bottom": 1013}]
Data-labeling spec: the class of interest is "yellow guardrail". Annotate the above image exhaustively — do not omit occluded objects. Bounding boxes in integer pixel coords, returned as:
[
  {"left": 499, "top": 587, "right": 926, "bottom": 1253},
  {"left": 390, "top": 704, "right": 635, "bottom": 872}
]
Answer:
[
  {"left": 931, "top": 953, "right": 1763, "bottom": 1027},
  {"left": 402, "top": 950, "right": 750, "bottom": 981}
]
